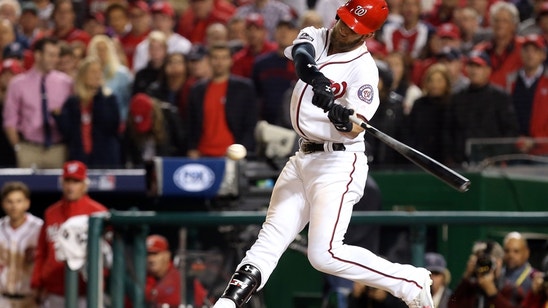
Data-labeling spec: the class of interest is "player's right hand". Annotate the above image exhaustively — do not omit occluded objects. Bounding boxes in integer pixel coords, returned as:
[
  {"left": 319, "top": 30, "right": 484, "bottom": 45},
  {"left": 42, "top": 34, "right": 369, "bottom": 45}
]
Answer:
[{"left": 311, "top": 75, "right": 334, "bottom": 112}]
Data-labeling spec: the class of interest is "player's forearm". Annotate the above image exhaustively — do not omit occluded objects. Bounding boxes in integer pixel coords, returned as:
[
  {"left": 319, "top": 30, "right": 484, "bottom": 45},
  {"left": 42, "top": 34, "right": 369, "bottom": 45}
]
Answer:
[{"left": 292, "top": 43, "right": 324, "bottom": 85}]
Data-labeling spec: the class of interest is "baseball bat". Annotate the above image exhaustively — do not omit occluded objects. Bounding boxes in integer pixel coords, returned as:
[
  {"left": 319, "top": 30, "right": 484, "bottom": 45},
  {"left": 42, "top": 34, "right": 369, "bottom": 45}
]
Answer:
[{"left": 349, "top": 115, "right": 471, "bottom": 192}]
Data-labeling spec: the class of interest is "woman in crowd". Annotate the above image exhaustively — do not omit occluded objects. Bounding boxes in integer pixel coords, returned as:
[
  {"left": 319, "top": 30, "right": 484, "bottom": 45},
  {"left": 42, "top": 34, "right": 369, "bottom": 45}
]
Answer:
[
  {"left": 87, "top": 34, "right": 133, "bottom": 122},
  {"left": 146, "top": 52, "right": 190, "bottom": 118},
  {"left": 54, "top": 56, "right": 121, "bottom": 168},
  {"left": 405, "top": 63, "right": 452, "bottom": 162}
]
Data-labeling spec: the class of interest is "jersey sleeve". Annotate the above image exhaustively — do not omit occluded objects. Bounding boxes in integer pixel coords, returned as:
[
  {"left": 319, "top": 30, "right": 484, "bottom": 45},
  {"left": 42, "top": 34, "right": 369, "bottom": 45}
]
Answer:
[
  {"left": 342, "top": 60, "right": 381, "bottom": 122},
  {"left": 284, "top": 26, "right": 327, "bottom": 61}
]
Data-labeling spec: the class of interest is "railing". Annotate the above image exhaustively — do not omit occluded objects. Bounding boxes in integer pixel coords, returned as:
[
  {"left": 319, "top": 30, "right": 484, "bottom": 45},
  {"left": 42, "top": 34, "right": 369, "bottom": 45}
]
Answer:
[{"left": 71, "top": 210, "right": 548, "bottom": 308}]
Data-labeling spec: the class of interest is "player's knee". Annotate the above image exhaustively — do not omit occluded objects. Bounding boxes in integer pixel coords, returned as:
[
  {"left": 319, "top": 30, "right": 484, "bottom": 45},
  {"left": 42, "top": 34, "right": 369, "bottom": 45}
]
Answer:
[
  {"left": 308, "top": 250, "right": 336, "bottom": 274},
  {"left": 220, "top": 264, "right": 262, "bottom": 308}
]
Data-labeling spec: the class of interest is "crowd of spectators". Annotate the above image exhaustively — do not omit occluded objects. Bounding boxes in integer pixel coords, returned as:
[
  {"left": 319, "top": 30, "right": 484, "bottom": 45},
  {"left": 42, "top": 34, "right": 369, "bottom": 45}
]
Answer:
[{"left": 0, "top": 0, "right": 545, "bottom": 171}]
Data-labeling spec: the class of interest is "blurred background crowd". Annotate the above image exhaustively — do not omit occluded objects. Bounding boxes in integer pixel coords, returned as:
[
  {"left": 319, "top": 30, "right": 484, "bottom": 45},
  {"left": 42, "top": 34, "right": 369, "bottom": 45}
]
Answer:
[{"left": 0, "top": 0, "right": 546, "bottom": 172}]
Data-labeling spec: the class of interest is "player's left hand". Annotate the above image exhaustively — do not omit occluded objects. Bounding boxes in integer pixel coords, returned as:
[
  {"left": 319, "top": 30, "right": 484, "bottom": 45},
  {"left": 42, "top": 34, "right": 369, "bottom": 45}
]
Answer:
[{"left": 328, "top": 104, "right": 354, "bottom": 132}]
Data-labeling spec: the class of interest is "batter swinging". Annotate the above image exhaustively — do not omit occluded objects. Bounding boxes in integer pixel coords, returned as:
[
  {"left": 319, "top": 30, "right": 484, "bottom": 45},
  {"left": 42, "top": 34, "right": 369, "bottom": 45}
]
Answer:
[{"left": 213, "top": 0, "right": 435, "bottom": 307}]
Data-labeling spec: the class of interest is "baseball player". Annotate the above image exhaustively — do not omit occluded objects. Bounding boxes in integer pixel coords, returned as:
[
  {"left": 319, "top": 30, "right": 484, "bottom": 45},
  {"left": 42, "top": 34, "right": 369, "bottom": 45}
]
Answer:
[
  {"left": 0, "top": 181, "right": 43, "bottom": 308},
  {"left": 212, "top": 0, "right": 435, "bottom": 308}
]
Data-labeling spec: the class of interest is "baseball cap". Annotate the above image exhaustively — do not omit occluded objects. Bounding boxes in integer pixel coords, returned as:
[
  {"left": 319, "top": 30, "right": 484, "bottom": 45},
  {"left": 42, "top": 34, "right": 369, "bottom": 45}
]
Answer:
[
  {"left": 0, "top": 59, "right": 24, "bottom": 75},
  {"left": 3, "top": 42, "right": 24, "bottom": 60},
  {"left": 245, "top": 13, "right": 265, "bottom": 28},
  {"left": 146, "top": 235, "right": 169, "bottom": 253},
  {"left": 187, "top": 44, "right": 207, "bottom": 61},
  {"left": 63, "top": 160, "right": 88, "bottom": 181},
  {"left": 276, "top": 16, "right": 298, "bottom": 29},
  {"left": 436, "top": 23, "right": 460, "bottom": 40},
  {"left": 437, "top": 47, "right": 462, "bottom": 61},
  {"left": 129, "top": 93, "right": 154, "bottom": 133},
  {"left": 467, "top": 50, "right": 491, "bottom": 67},
  {"left": 521, "top": 34, "right": 547, "bottom": 50},
  {"left": 151, "top": 1, "right": 174, "bottom": 17},
  {"left": 21, "top": 1, "right": 38, "bottom": 15},
  {"left": 129, "top": 0, "right": 150, "bottom": 13},
  {"left": 424, "top": 252, "right": 447, "bottom": 273}
]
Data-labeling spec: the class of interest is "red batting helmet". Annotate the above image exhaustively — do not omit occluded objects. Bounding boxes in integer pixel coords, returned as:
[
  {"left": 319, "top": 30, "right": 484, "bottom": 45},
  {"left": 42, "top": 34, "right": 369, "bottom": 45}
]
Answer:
[{"left": 337, "top": 0, "right": 389, "bottom": 35}]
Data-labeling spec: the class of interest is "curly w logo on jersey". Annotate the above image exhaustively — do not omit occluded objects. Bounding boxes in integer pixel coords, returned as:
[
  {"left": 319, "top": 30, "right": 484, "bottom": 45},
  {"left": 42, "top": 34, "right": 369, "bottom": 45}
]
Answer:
[
  {"left": 358, "top": 84, "right": 374, "bottom": 103},
  {"left": 332, "top": 81, "right": 348, "bottom": 100}
]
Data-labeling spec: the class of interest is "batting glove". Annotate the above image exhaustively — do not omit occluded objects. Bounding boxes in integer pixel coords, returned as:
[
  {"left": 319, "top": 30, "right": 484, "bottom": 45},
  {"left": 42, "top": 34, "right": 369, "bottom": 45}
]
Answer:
[
  {"left": 311, "top": 75, "right": 334, "bottom": 112},
  {"left": 328, "top": 104, "right": 354, "bottom": 132}
]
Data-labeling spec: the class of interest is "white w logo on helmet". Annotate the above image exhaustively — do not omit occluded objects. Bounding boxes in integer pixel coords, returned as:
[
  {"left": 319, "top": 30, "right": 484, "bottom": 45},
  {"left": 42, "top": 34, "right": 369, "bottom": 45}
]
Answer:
[{"left": 353, "top": 5, "right": 368, "bottom": 16}]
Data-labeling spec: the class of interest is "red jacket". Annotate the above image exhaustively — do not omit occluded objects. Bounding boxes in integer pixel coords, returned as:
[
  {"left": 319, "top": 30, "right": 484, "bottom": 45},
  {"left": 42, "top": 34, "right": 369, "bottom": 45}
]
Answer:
[
  {"left": 30, "top": 195, "right": 107, "bottom": 295},
  {"left": 505, "top": 68, "right": 548, "bottom": 155},
  {"left": 475, "top": 38, "right": 523, "bottom": 89},
  {"left": 448, "top": 278, "right": 524, "bottom": 308},
  {"left": 145, "top": 263, "right": 181, "bottom": 306},
  {"left": 231, "top": 41, "right": 277, "bottom": 78},
  {"left": 176, "top": 0, "right": 235, "bottom": 44},
  {"left": 528, "top": 71, "right": 548, "bottom": 155},
  {"left": 520, "top": 291, "right": 547, "bottom": 308}
]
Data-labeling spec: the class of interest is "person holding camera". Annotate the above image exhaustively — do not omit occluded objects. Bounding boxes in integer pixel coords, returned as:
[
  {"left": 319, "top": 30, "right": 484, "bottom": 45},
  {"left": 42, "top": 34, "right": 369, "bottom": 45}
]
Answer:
[
  {"left": 521, "top": 255, "right": 548, "bottom": 308},
  {"left": 449, "top": 240, "right": 522, "bottom": 308},
  {"left": 502, "top": 232, "right": 535, "bottom": 294}
]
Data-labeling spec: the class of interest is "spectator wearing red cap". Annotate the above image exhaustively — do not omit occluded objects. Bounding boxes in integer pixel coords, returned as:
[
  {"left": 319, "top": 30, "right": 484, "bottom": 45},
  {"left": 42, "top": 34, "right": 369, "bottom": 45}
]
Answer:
[
  {"left": 3, "top": 37, "right": 72, "bottom": 168},
  {"left": 47, "top": 0, "right": 90, "bottom": 46},
  {"left": 0, "top": 58, "right": 22, "bottom": 167},
  {"left": 53, "top": 56, "right": 122, "bottom": 168},
  {"left": 473, "top": 2, "right": 524, "bottom": 89},
  {"left": 31, "top": 160, "right": 107, "bottom": 308},
  {"left": 412, "top": 22, "right": 463, "bottom": 85},
  {"left": 505, "top": 34, "right": 548, "bottom": 155},
  {"left": 124, "top": 93, "right": 186, "bottom": 167},
  {"left": 177, "top": 0, "right": 235, "bottom": 45},
  {"left": 231, "top": 13, "right": 277, "bottom": 78},
  {"left": 234, "top": 0, "right": 293, "bottom": 41},
  {"left": 118, "top": 1, "right": 151, "bottom": 70},
  {"left": 132, "top": 1, "right": 191, "bottom": 72},
  {"left": 145, "top": 234, "right": 181, "bottom": 307},
  {"left": 443, "top": 50, "right": 520, "bottom": 165}
]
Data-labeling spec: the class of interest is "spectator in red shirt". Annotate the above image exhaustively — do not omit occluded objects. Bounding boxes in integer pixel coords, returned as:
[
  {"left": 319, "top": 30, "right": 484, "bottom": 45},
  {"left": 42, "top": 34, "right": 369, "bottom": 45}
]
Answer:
[
  {"left": 177, "top": 0, "right": 235, "bottom": 45},
  {"left": 231, "top": 13, "right": 277, "bottom": 78},
  {"left": 474, "top": 1, "right": 523, "bottom": 89},
  {"left": 48, "top": 0, "right": 90, "bottom": 46},
  {"left": 31, "top": 160, "right": 108, "bottom": 308},
  {"left": 145, "top": 234, "right": 181, "bottom": 308},
  {"left": 119, "top": 1, "right": 151, "bottom": 71},
  {"left": 381, "top": 0, "right": 431, "bottom": 59}
]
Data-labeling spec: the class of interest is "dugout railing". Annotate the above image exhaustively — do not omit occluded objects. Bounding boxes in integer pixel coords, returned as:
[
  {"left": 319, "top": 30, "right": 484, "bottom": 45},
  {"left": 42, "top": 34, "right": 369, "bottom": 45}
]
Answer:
[{"left": 68, "top": 210, "right": 548, "bottom": 308}]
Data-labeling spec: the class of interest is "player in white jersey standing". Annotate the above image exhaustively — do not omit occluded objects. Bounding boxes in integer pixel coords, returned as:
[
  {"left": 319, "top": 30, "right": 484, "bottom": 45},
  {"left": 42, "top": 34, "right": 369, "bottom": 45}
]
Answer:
[
  {"left": 0, "top": 181, "right": 43, "bottom": 308},
  {"left": 213, "top": 0, "right": 435, "bottom": 307}
]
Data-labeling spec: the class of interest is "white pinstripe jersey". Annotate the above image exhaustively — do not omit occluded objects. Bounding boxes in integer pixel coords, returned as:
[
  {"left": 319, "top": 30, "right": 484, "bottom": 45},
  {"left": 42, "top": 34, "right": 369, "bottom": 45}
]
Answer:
[
  {"left": 0, "top": 214, "right": 43, "bottom": 295},
  {"left": 284, "top": 26, "right": 380, "bottom": 151}
]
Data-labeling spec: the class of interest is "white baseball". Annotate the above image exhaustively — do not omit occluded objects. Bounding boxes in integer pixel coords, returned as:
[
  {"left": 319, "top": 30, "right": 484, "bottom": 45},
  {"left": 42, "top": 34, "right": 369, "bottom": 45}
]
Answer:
[{"left": 226, "top": 144, "right": 247, "bottom": 160}]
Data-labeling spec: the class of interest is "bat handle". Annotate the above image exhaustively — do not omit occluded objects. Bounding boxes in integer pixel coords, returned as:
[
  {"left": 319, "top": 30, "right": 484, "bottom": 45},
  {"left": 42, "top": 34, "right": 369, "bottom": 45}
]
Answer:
[{"left": 348, "top": 114, "right": 365, "bottom": 127}]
